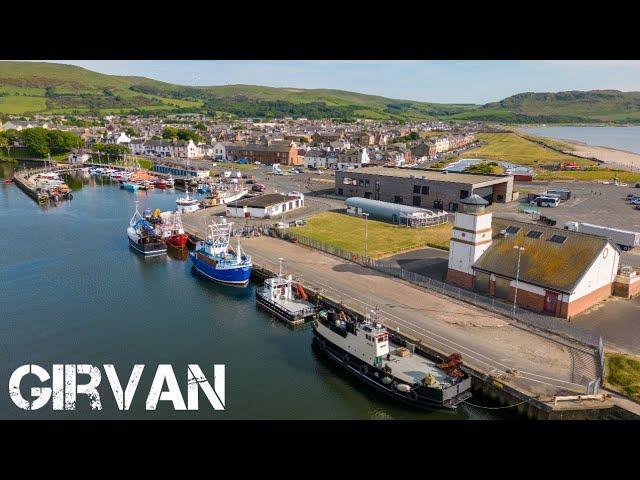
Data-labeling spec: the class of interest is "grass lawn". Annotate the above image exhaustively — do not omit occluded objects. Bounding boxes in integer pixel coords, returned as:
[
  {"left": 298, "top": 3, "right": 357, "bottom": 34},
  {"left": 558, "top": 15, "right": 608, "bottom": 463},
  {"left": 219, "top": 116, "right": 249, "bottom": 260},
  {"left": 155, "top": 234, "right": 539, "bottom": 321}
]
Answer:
[
  {"left": 605, "top": 351, "right": 640, "bottom": 401},
  {"left": 534, "top": 169, "right": 640, "bottom": 183},
  {"left": 294, "top": 211, "right": 452, "bottom": 258},
  {"left": 458, "top": 132, "right": 595, "bottom": 167}
]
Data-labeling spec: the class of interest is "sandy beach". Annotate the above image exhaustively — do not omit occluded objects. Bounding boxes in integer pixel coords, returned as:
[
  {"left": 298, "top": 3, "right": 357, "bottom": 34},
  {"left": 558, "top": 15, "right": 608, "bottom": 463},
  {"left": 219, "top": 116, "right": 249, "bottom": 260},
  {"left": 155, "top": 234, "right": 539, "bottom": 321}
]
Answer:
[{"left": 561, "top": 139, "right": 640, "bottom": 172}]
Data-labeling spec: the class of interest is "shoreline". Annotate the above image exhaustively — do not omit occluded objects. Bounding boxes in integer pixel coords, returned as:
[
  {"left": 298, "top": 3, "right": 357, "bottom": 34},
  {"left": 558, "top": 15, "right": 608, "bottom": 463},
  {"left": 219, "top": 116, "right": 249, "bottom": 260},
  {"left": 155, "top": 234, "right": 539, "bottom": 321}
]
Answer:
[{"left": 560, "top": 139, "right": 640, "bottom": 171}]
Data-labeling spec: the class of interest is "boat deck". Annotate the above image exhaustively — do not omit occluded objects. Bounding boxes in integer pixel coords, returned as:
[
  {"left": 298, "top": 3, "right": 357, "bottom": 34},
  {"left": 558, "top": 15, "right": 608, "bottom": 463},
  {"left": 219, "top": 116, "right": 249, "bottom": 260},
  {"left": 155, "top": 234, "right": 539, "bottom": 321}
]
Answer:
[
  {"left": 385, "top": 342, "right": 456, "bottom": 388},
  {"left": 268, "top": 295, "right": 315, "bottom": 316}
]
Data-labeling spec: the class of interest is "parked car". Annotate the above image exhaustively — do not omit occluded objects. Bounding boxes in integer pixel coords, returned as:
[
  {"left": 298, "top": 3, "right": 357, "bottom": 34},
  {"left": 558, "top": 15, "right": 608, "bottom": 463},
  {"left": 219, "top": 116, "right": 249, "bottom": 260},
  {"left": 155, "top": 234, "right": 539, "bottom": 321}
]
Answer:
[{"left": 245, "top": 179, "right": 255, "bottom": 184}]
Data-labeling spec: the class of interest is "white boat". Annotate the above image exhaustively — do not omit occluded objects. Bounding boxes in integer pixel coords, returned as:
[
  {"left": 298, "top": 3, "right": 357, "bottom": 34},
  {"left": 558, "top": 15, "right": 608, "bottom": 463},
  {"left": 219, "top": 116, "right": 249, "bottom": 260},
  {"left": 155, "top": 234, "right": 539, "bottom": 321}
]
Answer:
[
  {"left": 176, "top": 187, "right": 200, "bottom": 214},
  {"left": 127, "top": 203, "right": 167, "bottom": 257},
  {"left": 256, "top": 258, "right": 317, "bottom": 325}
]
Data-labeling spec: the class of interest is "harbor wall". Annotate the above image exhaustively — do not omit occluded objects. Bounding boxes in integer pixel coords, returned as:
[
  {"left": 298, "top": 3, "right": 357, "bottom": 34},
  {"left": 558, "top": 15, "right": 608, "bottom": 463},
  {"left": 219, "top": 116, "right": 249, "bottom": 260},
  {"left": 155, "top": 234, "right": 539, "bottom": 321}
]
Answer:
[{"left": 249, "top": 264, "right": 619, "bottom": 419}]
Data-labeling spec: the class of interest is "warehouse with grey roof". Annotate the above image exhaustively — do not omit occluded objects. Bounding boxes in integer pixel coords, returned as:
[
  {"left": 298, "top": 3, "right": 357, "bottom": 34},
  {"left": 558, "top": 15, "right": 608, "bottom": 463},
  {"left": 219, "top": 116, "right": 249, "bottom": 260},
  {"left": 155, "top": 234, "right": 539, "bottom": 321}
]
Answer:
[{"left": 335, "top": 166, "right": 514, "bottom": 212}]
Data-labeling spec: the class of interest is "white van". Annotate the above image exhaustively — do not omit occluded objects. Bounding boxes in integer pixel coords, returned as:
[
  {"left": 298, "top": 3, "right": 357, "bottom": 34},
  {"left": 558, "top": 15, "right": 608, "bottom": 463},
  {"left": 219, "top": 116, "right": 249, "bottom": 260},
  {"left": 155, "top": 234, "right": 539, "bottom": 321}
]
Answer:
[{"left": 534, "top": 196, "right": 559, "bottom": 208}]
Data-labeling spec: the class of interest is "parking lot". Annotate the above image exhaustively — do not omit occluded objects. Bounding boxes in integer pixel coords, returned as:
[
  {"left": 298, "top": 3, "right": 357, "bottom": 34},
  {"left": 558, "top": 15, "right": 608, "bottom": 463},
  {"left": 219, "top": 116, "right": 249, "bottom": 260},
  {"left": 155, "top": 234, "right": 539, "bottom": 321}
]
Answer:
[{"left": 490, "top": 180, "right": 640, "bottom": 268}]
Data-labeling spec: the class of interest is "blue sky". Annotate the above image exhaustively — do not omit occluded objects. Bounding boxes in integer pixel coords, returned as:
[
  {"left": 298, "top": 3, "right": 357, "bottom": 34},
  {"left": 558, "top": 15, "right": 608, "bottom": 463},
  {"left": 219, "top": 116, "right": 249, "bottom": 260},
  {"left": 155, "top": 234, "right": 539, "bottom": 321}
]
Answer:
[{"left": 38, "top": 60, "right": 640, "bottom": 104}]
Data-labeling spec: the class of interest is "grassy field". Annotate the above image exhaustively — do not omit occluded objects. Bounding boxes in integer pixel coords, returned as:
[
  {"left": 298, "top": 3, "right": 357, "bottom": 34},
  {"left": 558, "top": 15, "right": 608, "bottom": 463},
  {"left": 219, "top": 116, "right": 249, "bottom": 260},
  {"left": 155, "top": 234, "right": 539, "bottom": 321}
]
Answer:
[
  {"left": 605, "top": 351, "right": 640, "bottom": 401},
  {"left": 294, "top": 211, "right": 452, "bottom": 258},
  {"left": 458, "top": 132, "right": 595, "bottom": 167},
  {"left": 534, "top": 169, "right": 640, "bottom": 183}
]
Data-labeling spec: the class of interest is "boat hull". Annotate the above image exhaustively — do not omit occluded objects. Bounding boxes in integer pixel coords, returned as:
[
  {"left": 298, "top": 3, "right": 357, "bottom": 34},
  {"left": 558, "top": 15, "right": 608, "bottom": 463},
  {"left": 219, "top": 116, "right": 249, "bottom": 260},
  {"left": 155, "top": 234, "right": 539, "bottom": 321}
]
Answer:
[
  {"left": 256, "top": 291, "right": 316, "bottom": 325},
  {"left": 312, "top": 326, "right": 471, "bottom": 410},
  {"left": 128, "top": 237, "right": 167, "bottom": 256},
  {"left": 189, "top": 252, "right": 252, "bottom": 286},
  {"left": 166, "top": 233, "right": 188, "bottom": 249}
]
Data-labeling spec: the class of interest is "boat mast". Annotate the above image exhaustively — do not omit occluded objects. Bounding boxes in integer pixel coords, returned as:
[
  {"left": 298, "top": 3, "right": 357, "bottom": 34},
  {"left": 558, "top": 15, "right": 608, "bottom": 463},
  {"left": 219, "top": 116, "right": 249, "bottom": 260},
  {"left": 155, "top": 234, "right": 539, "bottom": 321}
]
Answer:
[{"left": 278, "top": 257, "right": 284, "bottom": 277}]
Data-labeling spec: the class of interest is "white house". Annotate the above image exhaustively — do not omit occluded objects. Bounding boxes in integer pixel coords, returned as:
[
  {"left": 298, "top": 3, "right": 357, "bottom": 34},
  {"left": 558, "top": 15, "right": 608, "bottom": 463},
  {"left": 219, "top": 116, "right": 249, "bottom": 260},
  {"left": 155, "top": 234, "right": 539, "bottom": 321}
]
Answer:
[
  {"left": 129, "top": 139, "right": 147, "bottom": 155},
  {"left": 304, "top": 148, "right": 337, "bottom": 169},
  {"left": 104, "top": 132, "right": 131, "bottom": 145},
  {"left": 211, "top": 142, "right": 227, "bottom": 160},
  {"left": 170, "top": 139, "right": 199, "bottom": 159},
  {"left": 1, "top": 121, "right": 49, "bottom": 131},
  {"left": 226, "top": 192, "right": 305, "bottom": 219},
  {"left": 434, "top": 137, "right": 450, "bottom": 153},
  {"left": 336, "top": 147, "right": 370, "bottom": 171}
]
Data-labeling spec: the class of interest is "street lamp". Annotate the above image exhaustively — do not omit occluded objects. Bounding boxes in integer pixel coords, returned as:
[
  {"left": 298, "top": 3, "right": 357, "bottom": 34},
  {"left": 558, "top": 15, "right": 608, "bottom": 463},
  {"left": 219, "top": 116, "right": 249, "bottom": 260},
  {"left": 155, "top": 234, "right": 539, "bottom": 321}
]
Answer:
[
  {"left": 513, "top": 245, "right": 525, "bottom": 317},
  {"left": 362, "top": 212, "right": 369, "bottom": 259}
]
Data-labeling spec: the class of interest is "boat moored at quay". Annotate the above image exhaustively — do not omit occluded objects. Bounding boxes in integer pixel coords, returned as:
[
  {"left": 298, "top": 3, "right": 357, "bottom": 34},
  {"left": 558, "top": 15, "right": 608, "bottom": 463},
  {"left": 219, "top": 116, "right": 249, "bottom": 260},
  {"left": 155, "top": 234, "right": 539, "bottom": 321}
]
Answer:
[
  {"left": 256, "top": 259, "right": 317, "bottom": 325},
  {"left": 189, "top": 217, "right": 253, "bottom": 286},
  {"left": 312, "top": 309, "right": 472, "bottom": 409},
  {"left": 127, "top": 204, "right": 167, "bottom": 257}
]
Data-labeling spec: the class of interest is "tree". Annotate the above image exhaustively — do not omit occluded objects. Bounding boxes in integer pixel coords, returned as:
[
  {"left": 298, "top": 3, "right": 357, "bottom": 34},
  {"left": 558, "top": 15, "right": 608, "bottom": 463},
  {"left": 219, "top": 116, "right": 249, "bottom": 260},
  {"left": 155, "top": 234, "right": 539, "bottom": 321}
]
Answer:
[
  {"left": 46, "top": 130, "right": 80, "bottom": 154},
  {"left": 92, "top": 143, "right": 130, "bottom": 158},
  {"left": 125, "top": 127, "right": 136, "bottom": 137},
  {"left": 195, "top": 121, "right": 207, "bottom": 131},
  {"left": 162, "top": 127, "right": 179, "bottom": 139},
  {"left": 22, "top": 128, "right": 50, "bottom": 157}
]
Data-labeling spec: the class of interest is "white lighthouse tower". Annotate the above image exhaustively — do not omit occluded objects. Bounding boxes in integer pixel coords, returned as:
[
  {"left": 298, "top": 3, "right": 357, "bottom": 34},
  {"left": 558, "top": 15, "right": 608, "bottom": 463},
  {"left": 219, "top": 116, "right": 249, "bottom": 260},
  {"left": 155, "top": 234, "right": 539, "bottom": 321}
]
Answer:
[{"left": 446, "top": 194, "right": 493, "bottom": 289}]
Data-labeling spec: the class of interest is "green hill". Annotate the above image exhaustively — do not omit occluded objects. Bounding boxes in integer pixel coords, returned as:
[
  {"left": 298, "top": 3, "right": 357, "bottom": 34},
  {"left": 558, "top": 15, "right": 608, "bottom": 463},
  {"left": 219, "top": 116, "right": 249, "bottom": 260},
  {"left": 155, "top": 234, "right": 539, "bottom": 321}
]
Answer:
[
  {"left": 449, "top": 90, "right": 640, "bottom": 123},
  {"left": 2, "top": 62, "right": 639, "bottom": 124},
  {"left": 0, "top": 61, "right": 473, "bottom": 120}
]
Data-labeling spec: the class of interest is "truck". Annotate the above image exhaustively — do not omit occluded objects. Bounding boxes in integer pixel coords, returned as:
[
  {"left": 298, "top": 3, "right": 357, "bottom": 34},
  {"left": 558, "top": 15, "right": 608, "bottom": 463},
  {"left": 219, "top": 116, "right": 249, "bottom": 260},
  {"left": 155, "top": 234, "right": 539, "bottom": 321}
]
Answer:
[{"left": 563, "top": 221, "right": 640, "bottom": 251}]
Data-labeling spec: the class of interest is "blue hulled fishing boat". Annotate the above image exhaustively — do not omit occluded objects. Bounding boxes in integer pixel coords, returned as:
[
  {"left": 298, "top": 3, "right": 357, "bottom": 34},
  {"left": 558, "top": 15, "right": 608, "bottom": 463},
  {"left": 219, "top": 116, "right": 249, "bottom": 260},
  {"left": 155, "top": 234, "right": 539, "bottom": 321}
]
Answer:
[{"left": 189, "top": 217, "right": 252, "bottom": 286}]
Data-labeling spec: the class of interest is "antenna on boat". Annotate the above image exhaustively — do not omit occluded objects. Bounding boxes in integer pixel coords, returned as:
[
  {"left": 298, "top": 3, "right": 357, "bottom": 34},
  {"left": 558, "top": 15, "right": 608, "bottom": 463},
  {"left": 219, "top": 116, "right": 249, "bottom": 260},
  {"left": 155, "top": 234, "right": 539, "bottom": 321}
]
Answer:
[{"left": 278, "top": 257, "right": 284, "bottom": 277}]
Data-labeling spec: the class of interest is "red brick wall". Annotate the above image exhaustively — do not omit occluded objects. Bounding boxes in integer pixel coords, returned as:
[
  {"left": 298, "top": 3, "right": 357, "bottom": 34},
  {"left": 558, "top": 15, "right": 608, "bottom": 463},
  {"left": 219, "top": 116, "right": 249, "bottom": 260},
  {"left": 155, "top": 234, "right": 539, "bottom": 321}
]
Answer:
[
  {"left": 508, "top": 287, "right": 546, "bottom": 313},
  {"left": 446, "top": 269, "right": 475, "bottom": 289},
  {"left": 561, "top": 283, "right": 613, "bottom": 318},
  {"left": 614, "top": 278, "right": 640, "bottom": 299}
]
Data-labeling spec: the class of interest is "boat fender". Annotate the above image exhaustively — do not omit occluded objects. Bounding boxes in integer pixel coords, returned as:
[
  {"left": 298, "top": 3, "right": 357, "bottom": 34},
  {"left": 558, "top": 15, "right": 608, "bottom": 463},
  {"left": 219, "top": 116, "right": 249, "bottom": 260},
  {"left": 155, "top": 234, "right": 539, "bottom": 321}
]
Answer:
[
  {"left": 396, "top": 383, "right": 411, "bottom": 393},
  {"left": 409, "top": 390, "right": 418, "bottom": 401},
  {"left": 382, "top": 376, "right": 393, "bottom": 385},
  {"left": 359, "top": 364, "right": 368, "bottom": 375}
]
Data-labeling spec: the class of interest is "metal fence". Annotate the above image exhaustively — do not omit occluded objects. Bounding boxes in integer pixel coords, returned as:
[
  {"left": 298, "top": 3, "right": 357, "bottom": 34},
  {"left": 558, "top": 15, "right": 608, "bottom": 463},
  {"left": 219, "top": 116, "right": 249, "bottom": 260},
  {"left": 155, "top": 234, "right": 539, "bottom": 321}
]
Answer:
[{"left": 272, "top": 228, "right": 604, "bottom": 385}]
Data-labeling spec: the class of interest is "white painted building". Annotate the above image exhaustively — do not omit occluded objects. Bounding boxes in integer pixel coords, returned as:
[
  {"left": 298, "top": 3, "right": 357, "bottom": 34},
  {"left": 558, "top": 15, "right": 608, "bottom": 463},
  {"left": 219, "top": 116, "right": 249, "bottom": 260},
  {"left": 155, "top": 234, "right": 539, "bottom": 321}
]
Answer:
[
  {"left": 336, "top": 147, "right": 370, "bottom": 171},
  {"left": 68, "top": 152, "right": 91, "bottom": 164},
  {"left": 104, "top": 132, "right": 131, "bottom": 145},
  {"left": 434, "top": 137, "right": 450, "bottom": 153},
  {"left": 170, "top": 139, "right": 199, "bottom": 159},
  {"left": 226, "top": 192, "right": 305, "bottom": 219},
  {"left": 447, "top": 194, "right": 621, "bottom": 318}
]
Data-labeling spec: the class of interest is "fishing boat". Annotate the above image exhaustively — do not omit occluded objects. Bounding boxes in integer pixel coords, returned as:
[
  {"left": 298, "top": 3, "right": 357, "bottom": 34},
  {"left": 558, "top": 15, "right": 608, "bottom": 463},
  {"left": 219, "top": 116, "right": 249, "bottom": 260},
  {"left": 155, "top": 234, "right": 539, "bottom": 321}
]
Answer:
[
  {"left": 122, "top": 181, "right": 140, "bottom": 192},
  {"left": 176, "top": 187, "right": 200, "bottom": 214},
  {"left": 3, "top": 178, "right": 13, "bottom": 184},
  {"left": 189, "top": 217, "right": 252, "bottom": 286},
  {"left": 156, "top": 210, "right": 189, "bottom": 249},
  {"left": 127, "top": 203, "right": 167, "bottom": 257},
  {"left": 312, "top": 309, "right": 472, "bottom": 409},
  {"left": 166, "top": 177, "right": 175, "bottom": 188},
  {"left": 154, "top": 178, "right": 168, "bottom": 190},
  {"left": 256, "top": 258, "right": 317, "bottom": 325}
]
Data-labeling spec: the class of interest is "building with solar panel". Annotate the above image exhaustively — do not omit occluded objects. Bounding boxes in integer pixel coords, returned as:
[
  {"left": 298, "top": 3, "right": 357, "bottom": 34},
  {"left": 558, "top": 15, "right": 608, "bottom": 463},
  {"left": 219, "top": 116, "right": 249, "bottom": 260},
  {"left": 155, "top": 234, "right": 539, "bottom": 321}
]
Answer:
[{"left": 446, "top": 195, "right": 622, "bottom": 319}]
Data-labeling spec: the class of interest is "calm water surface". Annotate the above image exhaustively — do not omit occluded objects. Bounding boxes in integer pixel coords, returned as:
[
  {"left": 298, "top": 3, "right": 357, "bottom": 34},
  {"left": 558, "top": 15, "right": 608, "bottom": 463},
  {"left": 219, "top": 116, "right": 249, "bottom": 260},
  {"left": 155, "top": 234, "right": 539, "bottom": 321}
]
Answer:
[
  {"left": 0, "top": 162, "right": 512, "bottom": 419},
  {"left": 524, "top": 126, "right": 640, "bottom": 154}
]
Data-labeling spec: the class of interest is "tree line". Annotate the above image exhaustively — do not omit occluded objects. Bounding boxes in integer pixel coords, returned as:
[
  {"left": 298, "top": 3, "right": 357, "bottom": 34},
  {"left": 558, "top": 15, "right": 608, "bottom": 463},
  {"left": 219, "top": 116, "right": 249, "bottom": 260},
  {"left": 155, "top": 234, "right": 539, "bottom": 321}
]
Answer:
[{"left": 0, "top": 127, "right": 80, "bottom": 157}]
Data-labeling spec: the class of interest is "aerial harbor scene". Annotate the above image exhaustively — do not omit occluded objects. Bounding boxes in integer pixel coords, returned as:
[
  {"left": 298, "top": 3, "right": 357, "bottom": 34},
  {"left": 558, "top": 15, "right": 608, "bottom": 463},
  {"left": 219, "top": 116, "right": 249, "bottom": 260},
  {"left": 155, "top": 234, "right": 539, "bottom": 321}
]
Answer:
[{"left": 2, "top": 60, "right": 640, "bottom": 421}]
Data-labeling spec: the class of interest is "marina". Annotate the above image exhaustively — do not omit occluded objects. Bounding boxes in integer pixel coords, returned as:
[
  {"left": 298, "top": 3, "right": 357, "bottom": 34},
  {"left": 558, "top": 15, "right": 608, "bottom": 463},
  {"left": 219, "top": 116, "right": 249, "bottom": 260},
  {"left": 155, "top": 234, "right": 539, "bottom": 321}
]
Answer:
[{"left": 0, "top": 163, "right": 524, "bottom": 419}]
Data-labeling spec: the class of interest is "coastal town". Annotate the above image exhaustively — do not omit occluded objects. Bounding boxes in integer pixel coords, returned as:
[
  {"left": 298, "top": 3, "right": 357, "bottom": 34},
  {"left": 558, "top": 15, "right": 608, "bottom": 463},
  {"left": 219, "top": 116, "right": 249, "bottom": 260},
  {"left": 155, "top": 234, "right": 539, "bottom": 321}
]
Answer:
[{"left": 4, "top": 71, "right": 640, "bottom": 420}]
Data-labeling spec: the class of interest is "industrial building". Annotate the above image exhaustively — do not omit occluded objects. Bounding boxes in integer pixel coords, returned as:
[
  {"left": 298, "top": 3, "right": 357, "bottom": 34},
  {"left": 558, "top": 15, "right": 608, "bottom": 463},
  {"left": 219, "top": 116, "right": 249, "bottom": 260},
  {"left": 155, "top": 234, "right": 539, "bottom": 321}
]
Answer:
[
  {"left": 335, "top": 167, "right": 514, "bottom": 212},
  {"left": 345, "top": 197, "right": 448, "bottom": 227},
  {"left": 446, "top": 195, "right": 622, "bottom": 319},
  {"left": 226, "top": 192, "right": 304, "bottom": 219}
]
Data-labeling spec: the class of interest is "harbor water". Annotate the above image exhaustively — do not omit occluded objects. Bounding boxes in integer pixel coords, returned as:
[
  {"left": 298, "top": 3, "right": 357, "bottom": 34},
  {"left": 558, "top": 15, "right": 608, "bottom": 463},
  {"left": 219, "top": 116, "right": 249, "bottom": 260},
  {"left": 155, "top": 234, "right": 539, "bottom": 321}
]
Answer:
[{"left": 0, "top": 163, "right": 515, "bottom": 419}]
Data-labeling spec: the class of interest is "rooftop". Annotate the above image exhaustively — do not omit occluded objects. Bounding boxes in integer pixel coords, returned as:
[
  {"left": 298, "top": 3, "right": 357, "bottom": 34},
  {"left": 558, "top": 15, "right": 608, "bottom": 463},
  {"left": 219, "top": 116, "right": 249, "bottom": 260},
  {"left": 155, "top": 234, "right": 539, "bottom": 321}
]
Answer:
[
  {"left": 473, "top": 218, "right": 616, "bottom": 294},
  {"left": 340, "top": 166, "right": 510, "bottom": 185},
  {"left": 228, "top": 193, "right": 300, "bottom": 209}
]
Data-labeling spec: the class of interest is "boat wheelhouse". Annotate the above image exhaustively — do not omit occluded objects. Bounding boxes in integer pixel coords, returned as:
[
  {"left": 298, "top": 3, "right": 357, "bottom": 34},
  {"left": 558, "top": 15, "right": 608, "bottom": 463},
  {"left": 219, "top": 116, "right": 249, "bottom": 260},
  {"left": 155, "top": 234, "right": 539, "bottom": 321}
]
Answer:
[
  {"left": 176, "top": 187, "right": 200, "bottom": 214},
  {"left": 256, "top": 258, "right": 317, "bottom": 325},
  {"left": 189, "top": 217, "right": 252, "bottom": 286},
  {"left": 313, "top": 309, "right": 472, "bottom": 409}
]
